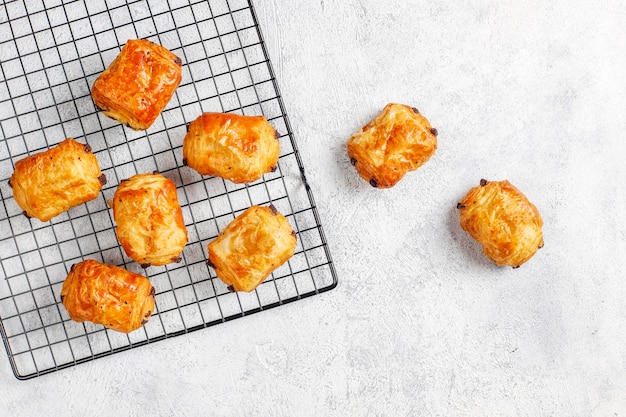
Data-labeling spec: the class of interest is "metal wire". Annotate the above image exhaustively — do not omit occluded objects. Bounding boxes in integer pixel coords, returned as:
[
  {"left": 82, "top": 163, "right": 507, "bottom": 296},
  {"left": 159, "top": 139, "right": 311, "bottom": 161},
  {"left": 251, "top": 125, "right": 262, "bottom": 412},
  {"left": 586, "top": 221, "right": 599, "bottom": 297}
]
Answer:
[{"left": 0, "top": 0, "right": 338, "bottom": 380}]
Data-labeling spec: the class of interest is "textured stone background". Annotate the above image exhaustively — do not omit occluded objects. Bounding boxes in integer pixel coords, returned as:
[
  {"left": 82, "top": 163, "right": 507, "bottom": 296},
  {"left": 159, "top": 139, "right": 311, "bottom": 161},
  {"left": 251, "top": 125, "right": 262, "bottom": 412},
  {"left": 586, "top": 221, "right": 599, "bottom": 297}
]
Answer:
[{"left": 2, "top": 0, "right": 626, "bottom": 415}]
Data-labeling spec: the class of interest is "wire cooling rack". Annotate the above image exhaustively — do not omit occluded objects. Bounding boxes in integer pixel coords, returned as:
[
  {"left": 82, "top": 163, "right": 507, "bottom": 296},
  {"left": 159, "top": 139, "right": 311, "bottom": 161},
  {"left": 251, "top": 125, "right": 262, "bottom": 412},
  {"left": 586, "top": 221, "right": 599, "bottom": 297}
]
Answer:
[{"left": 0, "top": 0, "right": 337, "bottom": 379}]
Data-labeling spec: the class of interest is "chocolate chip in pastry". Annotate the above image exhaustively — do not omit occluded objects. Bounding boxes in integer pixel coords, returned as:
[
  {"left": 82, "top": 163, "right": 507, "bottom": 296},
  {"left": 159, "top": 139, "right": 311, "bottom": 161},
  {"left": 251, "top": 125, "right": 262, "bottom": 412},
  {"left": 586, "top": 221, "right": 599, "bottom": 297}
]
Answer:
[
  {"left": 183, "top": 112, "right": 280, "bottom": 183},
  {"left": 347, "top": 103, "right": 437, "bottom": 188},
  {"left": 91, "top": 39, "right": 183, "bottom": 130},
  {"left": 457, "top": 179, "right": 544, "bottom": 268},
  {"left": 61, "top": 259, "right": 155, "bottom": 333},
  {"left": 9, "top": 138, "right": 105, "bottom": 222},
  {"left": 207, "top": 205, "right": 297, "bottom": 292},
  {"left": 112, "top": 172, "right": 188, "bottom": 267}
]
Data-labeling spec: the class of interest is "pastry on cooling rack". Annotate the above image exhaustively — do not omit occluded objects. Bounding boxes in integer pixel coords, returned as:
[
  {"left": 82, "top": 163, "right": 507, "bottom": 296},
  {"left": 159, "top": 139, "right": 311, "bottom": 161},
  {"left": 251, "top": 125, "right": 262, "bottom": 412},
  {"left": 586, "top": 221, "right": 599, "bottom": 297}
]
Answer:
[
  {"left": 61, "top": 259, "right": 155, "bottom": 333},
  {"left": 183, "top": 112, "right": 280, "bottom": 183},
  {"left": 91, "top": 39, "right": 183, "bottom": 130},
  {"left": 457, "top": 179, "right": 544, "bottom": 268},
  {"left": 9, "top": 137, "right": 106, "bottom": 222},
  {"left": 207, "top": 205, "right": 297, "bottom": 292},
  {"left": 346, "top": 102, "right": 438, "bottom": 188},
  {"left": 111, "top": 172, "right": 188, "bottom": 267}
]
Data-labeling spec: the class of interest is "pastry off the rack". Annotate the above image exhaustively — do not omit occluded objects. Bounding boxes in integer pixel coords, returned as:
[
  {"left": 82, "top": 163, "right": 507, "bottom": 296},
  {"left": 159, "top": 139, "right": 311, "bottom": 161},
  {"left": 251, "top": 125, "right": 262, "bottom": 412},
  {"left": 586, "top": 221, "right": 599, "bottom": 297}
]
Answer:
[
  {"left": 111, "top": 172, "right": 188, "bottom": 267},
  {"left": 91, "top": 39, "right": 183, "bottom": 130},
  {"left": 347, "top": 103, "right": 438, "bottom": 188},
  {"left": 458, "top": 179, "right": 544, "bottom": 268},
  {"left": 183, "top": 112, "right": 280, "bottom": 183},
  {"left": 9, "top": 137, "right": 106, "bottom": 222},
  {"left": 61, "top": 259, "right": 155, "bottom": 333},
  {"left": 207, "top": 205, "right": 297, "bottom": 292}
]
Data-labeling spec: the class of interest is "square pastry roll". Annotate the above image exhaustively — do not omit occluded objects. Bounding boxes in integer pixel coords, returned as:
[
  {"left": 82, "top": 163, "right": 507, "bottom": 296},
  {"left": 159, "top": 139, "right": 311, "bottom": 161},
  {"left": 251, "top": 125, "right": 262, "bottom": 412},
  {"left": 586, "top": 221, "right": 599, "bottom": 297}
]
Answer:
[
  {"left": 91, "top": 39, "right": 182, "bottom": 130},
  {"left": 347, "top": 103, "right": 437, "bottom": 188},
  {"left": 458, "top": 179, "right": 544, "bottom": 268},
  {"left": 9, "top": 138, "right": 106, "bottom": 222},
  {"left": 183, "top": 112, "right": 280, "bottom": 183},
  {"left": 208, "top": 205, "right": 297, "bottom": 292},
  {"left": 61, "top": 260, "right": 155, "bottom": 333},
  {"left": 112, "top": 172, "right": 188, "bottom": 267}
]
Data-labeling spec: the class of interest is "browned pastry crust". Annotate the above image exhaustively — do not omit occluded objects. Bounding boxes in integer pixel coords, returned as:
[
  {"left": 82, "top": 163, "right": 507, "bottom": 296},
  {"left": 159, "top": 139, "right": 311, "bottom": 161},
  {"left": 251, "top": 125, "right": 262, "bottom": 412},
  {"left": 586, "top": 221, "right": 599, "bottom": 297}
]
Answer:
[
  {"left": 208, "top": 205, "right": 297, "bottom": 292},
  {"left": 61, "top": 259, "right": 155, "bottom": 333},
  {"left": 91, "top": 39, "right": 182, "bottom": 130},
  {"left": 458, "top": 179, "right": 544, "bottom": 268},
  {"left": 112, "top": 173, "right": 188, "bottom": 267},
  {"left": 9, "top": 138, "right": 106, "bottom": 222},
  {"left": 346, "top": 103, "right": 438, "bottom": 188},
  {"left": 183, "top": 112, "right": 280, "bottom": 183}
]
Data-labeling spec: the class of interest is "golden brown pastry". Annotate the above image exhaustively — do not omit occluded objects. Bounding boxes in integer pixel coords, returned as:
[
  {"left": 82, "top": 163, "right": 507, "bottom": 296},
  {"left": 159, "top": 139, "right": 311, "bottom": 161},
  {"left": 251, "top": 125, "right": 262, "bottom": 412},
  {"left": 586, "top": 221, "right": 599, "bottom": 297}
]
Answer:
[
  {"left": 458, "top": 179, "right": 544, "bottom": 268},
  {"left": 91, "top": 39, "right": 182, "bottom": 130},
  {"left": 9, "top": 138, "right": 106, "bottom": 222},
  {"left": 347, "top": 103, "right": 438, "bottom": 188},
  {"left": 61, "top": 259, "right": 155, "bottom": 333},
  {"left": 207, "top": 205, "right": 297, "bottom": 292},
  {"left": 111, "top": 172, "right": 188, "bottom": 267},
  {"left": 183, "top": 112, "right": 280, "bottom": 183}
]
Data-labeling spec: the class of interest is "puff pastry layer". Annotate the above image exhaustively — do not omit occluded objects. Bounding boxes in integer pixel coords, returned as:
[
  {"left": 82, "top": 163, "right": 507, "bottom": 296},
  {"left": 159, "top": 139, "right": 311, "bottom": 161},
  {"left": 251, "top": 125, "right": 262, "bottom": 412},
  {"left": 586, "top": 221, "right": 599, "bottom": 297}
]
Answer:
[
  {"left": 208, "top": 205, "right": 297, "bottom": 292},
  {"left": 61, "top": 259, "right": 155, "bottom": 333},
  {"left": 112, "top": 173, "right": 188, "bottom": 267},
  {"left": 183, "top": 112, "right": 280, "bottom": 183},
  {"left": 91, "top": 39, "right": 182, "bottom": 130},
  {"left": 458, "top": 179, "right": 544, "bottom": 268},
  {"left": 347, "top": 103, "right": 437, "bottom": 188},
  {"left": 9, "top": 138, "right": 106, "bottom": 222}
]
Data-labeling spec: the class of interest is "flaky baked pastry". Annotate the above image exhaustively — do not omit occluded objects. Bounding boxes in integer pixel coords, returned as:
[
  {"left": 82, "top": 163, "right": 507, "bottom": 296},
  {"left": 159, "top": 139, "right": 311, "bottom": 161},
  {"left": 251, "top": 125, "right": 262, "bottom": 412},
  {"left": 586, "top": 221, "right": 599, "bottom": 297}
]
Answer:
[
  {"left": 347, "top": 103, "right": 438, "bottom": 188},
  {"left": 61, "top": 259, "right": 155, "bottom": 333},
  {"left": 91, "top": 39, "right": 182, "bottom": 130},
  {"left": 458, "top": 179, "right": 544, "bottom": 268},
  {"left": 112, "top": 172, "right": 188, "bottom": 267},
  {"left": 183, "top": 112, "right": 280, "bottom": 183},
  {"left": 9, "top": 138, "right": 106, "bottom": 222},
  {"left": 207, "top": 205, "right": 297, "bottom": 292}
]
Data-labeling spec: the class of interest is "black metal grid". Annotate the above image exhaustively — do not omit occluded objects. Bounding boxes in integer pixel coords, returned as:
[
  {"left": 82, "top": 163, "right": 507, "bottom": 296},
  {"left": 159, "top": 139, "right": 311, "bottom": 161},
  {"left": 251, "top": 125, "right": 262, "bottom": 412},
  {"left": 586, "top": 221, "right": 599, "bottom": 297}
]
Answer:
[{"left": 0, "top": 0, "right": 337, "bottom": 380}]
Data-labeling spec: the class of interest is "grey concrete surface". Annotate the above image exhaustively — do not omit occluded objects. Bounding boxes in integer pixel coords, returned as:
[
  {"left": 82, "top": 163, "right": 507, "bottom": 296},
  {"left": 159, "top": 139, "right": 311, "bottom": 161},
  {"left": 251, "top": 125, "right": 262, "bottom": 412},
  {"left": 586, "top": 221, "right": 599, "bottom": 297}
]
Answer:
[{"left": 1, "top": 0, "right": 626, "bottom": 415}]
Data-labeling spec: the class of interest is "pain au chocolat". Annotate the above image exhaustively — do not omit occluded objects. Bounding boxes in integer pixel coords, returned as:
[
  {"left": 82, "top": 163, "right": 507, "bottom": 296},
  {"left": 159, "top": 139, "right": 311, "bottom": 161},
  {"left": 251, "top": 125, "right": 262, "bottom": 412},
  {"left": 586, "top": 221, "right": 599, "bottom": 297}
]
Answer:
[
  {"left": 207, "top": 205, "right": 297, "bottom": 292},
  {"left": 111, "top": 172, "right": 188, "bottom": 267},
  {"left": 9, "top": 138, "right": 106, "bottom": 222},
  {"left": 458, "top": 179, "right": 544, "bottom": 268},
  {"left": 183, "top": 112, "right": 280, "bottom": 183},
  {"left": 347, "top": 103, "right": 437, "bottom": 188},
  {"left": 61, "top": 259, "right": 155, "bottom": 333},
  {"left": 91, "top": 39, "right": 183, "bottom": 130}
]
